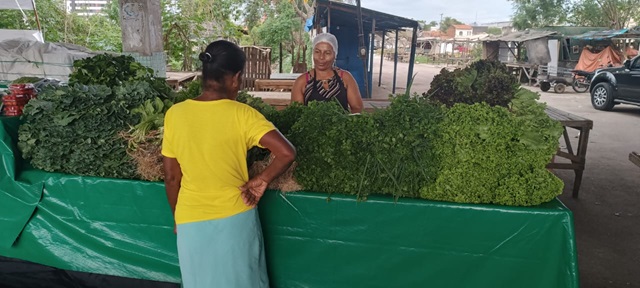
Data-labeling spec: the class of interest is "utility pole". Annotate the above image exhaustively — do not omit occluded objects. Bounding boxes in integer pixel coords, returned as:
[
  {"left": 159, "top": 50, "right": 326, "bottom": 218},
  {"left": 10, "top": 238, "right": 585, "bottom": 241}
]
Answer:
[{"left": 119, "top": 0, "right": 165, "bottom": 77}]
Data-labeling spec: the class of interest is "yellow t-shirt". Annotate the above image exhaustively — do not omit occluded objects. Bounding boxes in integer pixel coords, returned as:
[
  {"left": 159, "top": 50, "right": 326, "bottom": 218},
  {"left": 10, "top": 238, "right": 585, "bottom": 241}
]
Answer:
[{"left": 161, "top": 99, "right": 275, "bottom": 224}]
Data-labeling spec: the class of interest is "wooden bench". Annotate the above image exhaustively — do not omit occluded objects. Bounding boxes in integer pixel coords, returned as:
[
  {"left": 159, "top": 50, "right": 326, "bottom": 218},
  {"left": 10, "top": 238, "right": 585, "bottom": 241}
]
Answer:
[
  {"left": 254, "top": 79, "right": 296, "bottom": 92},
  {"left": 544, "top": 106, "right": 594, "bottom": 198},
  {"left": 630, "top": 151, "right": 640, "bottom": 168}
]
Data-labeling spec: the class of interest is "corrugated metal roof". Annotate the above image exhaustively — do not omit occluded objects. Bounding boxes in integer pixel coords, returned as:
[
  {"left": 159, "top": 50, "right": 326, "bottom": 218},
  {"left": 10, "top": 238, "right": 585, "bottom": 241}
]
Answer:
[
  {"left": 315, "top": 0, "right": 419, "bottom": 31},
  {"left": 570, "top": 29, "right": 629, "bottom": 40},
  {"left": 483, "top": 30, "right": 558, "bottom": 42}
]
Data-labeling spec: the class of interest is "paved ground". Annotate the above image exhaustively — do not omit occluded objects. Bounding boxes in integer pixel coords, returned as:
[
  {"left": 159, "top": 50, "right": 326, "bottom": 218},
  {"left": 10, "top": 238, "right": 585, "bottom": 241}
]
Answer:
[
  {"left": 534, "top": 88, "right": 640, "bottom": 288},
  {"left": 389, "top": 59, "right": 640, "bottom": 288}
]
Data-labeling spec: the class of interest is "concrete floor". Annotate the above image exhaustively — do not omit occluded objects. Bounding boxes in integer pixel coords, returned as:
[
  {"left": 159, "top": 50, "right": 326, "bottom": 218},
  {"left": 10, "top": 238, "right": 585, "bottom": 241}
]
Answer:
[{"left": 534, "top": 88, "right": 640, "bottom": 288}]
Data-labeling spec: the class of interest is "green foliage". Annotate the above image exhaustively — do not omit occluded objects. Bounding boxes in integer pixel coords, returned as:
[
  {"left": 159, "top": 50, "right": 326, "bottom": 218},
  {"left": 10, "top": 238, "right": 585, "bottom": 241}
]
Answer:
[
  {"left": 425, "top": 60, "right": 519, "bottom": 108},
  {"left": 284, "top": 89, "right": 563, "bottom": 206},
  {"left": 286, "top": 97, "right": 442, "bottom": 200},
  {"left": 69, "top": 54, "right": 174, "bottom": 100},
  {"left": 11, "top": 77, "right": 42, "bottom": 84},
  {"left": 18, "top": 82, "right": 164, "bottom": 179},
  {"left": 421, "top": 90, "right": 563, "bottom": 206},
  {"left": 439, "top": 17, "right": 463, "bottom": 32},
  {"left": 510, "top": 0, "right": 640, "bottom": 29},
  {"left": 0, "top": 0, "right": 122, "bottom": 52},
  {"left": 175, "top": 79, "right": 203, "bottom": 102},
  {"left": 162, "top": 0, "right": 245, "bottom": 71},
  {"left": 487, "top": 27, "right": 503, "bottom": 35},
  {"left": 18, "top": 54, "right": 176, "bottom": 179},
  {"left": 510, "top": 0, "right": 570, "bottom": 29},
  {"left": 70, "top": 54, "right": 152, "bottom": 86},
  {"left": 268, "top": 102, "right": 306, "bottom": 136}
]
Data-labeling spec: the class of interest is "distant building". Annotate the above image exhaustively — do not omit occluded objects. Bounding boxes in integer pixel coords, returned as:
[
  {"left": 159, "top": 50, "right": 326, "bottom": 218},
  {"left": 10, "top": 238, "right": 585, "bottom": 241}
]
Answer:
[
  {"left": 472, "top": 26, "right": 488, "bottom": 35},
  {"left": 66, "top": 0, "right": 110, "bottom": 16},
  {"left": 482, "top": 21, "right": 516, "bottom": 34},
  {"left": 447, "top": 24, "right": 473, "bottom": 38}
]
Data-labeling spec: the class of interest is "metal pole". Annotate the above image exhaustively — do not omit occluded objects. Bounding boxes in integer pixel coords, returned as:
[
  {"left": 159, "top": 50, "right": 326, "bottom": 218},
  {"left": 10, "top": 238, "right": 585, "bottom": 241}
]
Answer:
[
  {"left": 393, "top": 29, "right": 399, "bottom": 94},
  {"left": 379, "top": 30, "right": 385, "bottom": 87},
  {"left": 279, "top": 43, "right": 283, "bottom": 73},
  {"left": 368, "top": 18, "right": 375, "bottom": 98},
  {"left": 407, "top": 25, "right": 418, "bottom": 93},
  {"left": 355, "top": 0, "right": 369, "bottom": 98}
]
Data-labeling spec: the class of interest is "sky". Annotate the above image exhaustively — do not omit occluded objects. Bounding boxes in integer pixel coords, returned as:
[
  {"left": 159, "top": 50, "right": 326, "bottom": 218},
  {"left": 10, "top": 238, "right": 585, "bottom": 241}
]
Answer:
[{"left": 360, "top": 0, "right": 515, "bottom": 25}]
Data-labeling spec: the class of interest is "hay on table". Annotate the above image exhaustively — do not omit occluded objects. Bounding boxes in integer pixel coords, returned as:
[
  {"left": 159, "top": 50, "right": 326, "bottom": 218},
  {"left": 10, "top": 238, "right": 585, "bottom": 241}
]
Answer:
[{"left": 249, "top": 154, "right": 302, "bottom": 192}]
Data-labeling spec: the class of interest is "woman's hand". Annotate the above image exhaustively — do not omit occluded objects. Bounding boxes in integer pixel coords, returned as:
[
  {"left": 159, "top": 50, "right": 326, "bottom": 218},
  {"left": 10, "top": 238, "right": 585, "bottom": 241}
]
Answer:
[{"left": 240, "top": 177, "right": 269, "bottom": 207}]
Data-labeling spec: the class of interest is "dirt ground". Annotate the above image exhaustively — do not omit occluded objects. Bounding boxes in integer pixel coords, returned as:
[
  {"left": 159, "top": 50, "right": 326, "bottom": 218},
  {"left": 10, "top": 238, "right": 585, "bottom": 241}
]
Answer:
[{"left": 374, "top": 59, "right": 640, "bottom": 288}]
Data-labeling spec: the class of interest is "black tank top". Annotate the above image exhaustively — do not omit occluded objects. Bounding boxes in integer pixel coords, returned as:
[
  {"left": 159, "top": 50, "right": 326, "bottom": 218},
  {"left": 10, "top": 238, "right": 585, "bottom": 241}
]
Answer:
[{"left": 303, "top": 69, "right": 349, "bottom": 111}]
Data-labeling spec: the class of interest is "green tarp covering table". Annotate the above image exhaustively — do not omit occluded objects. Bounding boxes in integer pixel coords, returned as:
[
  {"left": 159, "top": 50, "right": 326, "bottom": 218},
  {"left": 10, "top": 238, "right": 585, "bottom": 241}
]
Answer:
[{"left": 0, "top": 116, "right": 579, "bottom": 287}]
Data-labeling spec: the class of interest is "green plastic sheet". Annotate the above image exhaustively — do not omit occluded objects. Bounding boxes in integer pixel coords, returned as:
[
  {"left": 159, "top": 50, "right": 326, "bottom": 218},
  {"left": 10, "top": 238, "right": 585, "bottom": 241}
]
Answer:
[{"left": 0, "top": 117, "right": 579, "bottom": 287}]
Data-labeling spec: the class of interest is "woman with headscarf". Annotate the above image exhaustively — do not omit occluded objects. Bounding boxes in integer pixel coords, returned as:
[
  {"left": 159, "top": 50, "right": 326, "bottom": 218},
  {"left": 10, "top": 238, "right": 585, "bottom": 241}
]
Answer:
[
  {"left": 291, "top": 33, "right": 364, "bottom": 113},
  {"left": 162, "top": 40, "right": 296, "bottom": 288}
]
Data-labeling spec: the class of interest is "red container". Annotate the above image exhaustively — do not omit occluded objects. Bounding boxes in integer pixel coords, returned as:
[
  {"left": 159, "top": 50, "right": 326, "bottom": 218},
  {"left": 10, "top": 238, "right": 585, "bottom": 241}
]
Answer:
[
  {"left": 9, "top": 83, "right": 36, "bottom": 100},
  {"left": 2, "top": 95, "right": 28, "bottom": 106},
  {"left": 2, "top": 105, "right": 23, "bottom": 116}
]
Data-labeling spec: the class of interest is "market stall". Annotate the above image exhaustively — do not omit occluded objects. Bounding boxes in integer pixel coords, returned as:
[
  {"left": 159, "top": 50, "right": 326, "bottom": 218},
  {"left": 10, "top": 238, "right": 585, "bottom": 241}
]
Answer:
[
  {"left": 0, "top": 55, "right": 580, "bottom": 287},
  {"left": 0, "top": 116, "right": 579, "bottom": 287}
]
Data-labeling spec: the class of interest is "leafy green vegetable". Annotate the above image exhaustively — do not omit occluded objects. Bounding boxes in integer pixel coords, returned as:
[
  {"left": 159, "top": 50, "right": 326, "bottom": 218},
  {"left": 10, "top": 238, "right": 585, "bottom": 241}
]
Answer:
[
  {"left": 420, "top": 90, "right": 563, "bottom": 206},
  {"left": 69, "top": 53, "right": 175, "bottom": 100},
  {"left": 11, "top": 77, "right": 42, "bottom": 84},
  {"left": 425, "top": 59, "right": 519, "bottom": 107},
  {"left": 284, "top": 88, "right": 562, "bottom": 206},
  {"left": 18, "top": 82, "right": 164, "bottom": 179}
]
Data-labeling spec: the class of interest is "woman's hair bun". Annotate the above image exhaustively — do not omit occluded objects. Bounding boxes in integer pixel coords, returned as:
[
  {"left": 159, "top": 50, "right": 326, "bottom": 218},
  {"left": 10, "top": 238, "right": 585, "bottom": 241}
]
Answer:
[{"left": 199, "top": 52, "right": 214, "bottom": 63}]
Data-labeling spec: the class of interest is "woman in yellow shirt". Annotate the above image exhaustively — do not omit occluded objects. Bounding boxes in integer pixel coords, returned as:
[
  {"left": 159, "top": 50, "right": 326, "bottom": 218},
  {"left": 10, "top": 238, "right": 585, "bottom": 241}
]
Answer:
[{"left": 162, "top": 40, "right": 296, "bottom": 288}]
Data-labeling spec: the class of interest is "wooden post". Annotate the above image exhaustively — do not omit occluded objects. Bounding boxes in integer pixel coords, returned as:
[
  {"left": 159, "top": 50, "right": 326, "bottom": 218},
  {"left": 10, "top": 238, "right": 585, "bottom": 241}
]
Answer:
[
  {"left": 279, "top": 43, "right": 283, "bottom": 73},
  {"left": 379, "top": 30, "right": 385, "bottom": 87},
  {"left": 393, "top": 29, "right": 399, "bottom": 94}
]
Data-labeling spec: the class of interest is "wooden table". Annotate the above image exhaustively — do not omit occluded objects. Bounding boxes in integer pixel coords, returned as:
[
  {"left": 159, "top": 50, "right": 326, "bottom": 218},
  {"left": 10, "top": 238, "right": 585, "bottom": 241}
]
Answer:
[
  {"left": 544, "top": 106, "right": 593, "bottom": 198},
  {"left": 254, "top": 79, "right": 296, "bottom": 92},
  {"left": 506, "top": 63, "right": 538, "bottom": 86},
  {"left": 165, "top": 72, "right": 198, "bottom": 90},
  {"left": 270, "top": 73, "right": 301, "bottom": 80}
]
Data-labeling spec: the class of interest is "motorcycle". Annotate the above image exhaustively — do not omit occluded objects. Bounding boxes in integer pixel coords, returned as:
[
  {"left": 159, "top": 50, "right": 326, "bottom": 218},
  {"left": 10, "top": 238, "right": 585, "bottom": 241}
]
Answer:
[{"left": 570, "top": 70, "right": 595, "bottom": 93}]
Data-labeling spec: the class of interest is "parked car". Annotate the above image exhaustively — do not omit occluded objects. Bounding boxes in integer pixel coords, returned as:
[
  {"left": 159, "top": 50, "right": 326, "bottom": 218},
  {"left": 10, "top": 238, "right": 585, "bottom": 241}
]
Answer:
[{"left": 589, "top": 55, "right": 640, "bottom": 110}]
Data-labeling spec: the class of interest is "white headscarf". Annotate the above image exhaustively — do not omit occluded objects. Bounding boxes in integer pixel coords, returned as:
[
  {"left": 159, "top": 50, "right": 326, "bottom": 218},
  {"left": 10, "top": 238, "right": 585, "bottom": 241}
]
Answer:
[{"left": 313, "top": 33, "right": 338, "bottom": 57}]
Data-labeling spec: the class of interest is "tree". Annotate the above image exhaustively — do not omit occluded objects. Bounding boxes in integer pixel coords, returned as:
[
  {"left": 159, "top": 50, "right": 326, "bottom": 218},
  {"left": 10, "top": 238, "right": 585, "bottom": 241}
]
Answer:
[
  {"left": 511, "top": 0, "right": 640, "bottom": 29},
  {"left": 162, "top": 0, "right": 244, "bottom": 71},
  {"left": 0, "top": 0, "right": 122, "bottom": 52},
  {"left": 487, "top": 27, "right": 502, "bottom": 35},
  {"left": 590, "top": 0, "right": 640, "bottom": 29},
  {"left": 439, "top": 17, "right": 463, "bottom": 32},
  {"left": 422, "top": 20, "right": 439, "bottom": 31},
  {"left": 509, "top": 0, "right": 570, "bottom": 29}
]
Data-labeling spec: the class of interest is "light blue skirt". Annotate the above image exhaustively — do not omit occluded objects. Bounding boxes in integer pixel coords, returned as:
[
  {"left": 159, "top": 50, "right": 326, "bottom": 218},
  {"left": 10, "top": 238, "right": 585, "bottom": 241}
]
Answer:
[{"left": 176, "top": 208, "right": 269, "bottom": 288}]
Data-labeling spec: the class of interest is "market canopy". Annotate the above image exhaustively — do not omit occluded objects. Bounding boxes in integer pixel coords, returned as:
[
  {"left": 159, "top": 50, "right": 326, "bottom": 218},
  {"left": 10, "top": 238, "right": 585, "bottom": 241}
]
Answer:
[
  {"left": 483, "top": 30, "right": 558, "bottom": 43},
  {"left": 315, "top": 0, "right": 419, "bottom": 31},
  {"left": 570, "top": 29, "right": 629, "bottom": 40},
  {"left": 0, "top": 0, "right": 33, "bottom": 10}
]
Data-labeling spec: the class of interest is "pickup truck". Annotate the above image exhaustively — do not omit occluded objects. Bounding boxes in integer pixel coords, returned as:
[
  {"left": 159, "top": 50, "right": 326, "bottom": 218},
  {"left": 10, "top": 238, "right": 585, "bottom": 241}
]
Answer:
[{"left": 589, "top": 55, "right": 640, "bottom": 111}]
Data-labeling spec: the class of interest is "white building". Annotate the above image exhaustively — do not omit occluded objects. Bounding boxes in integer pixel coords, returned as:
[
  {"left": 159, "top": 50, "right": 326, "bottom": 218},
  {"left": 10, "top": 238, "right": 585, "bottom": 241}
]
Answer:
[{"left": 66, "top": 0, "right": 110, "bottom": 16}]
